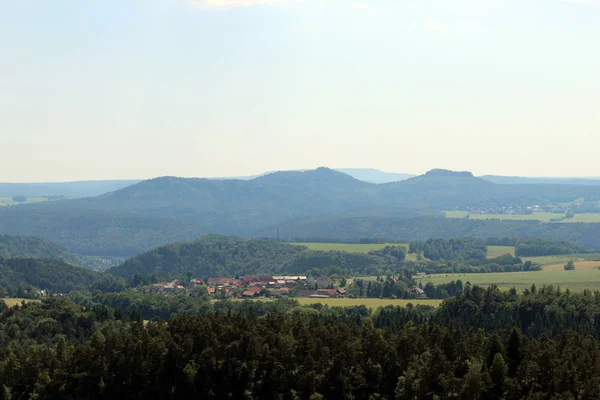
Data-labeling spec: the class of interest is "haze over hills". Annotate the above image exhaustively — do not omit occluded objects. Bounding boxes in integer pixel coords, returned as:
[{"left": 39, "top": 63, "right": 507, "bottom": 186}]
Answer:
[
  {"left": 2, "top": 167, "right": 600, "bottom": 256},
  {"left": 3, "top": 169, "right": 600, "bottom": 200},
  {"left": 0, "top": 169, "right": 410, "bottom": 198},
  {"left": 0, "top": 180, "right": 141, "bottom": 198},
  {"left": 481, "top": 176, "right": 600, "bottom": 186}
]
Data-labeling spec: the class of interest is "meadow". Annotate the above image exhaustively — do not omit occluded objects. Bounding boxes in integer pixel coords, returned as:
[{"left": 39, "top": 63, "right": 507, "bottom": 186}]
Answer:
[
  {"left": 421, "top": 266, "right": 600, "bottom": 293},
  {"left": 487, "top": 246, "right": 515, "bottom": 258},
  {"left": 1, "top": 298, "right": 39, "bottom": 307},
  {"left": 523, "top": 253, "right": 600, "bottom": 266},
  {"left": 291, "top": 242, "right": 409, "bottom": 253},
  {"left": 444, "top": 211, "right": 600, "bottom": 223}
]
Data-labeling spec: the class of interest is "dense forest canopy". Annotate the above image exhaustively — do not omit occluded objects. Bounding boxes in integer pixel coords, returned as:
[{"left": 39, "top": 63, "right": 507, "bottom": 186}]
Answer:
[
  {"left": 2, "top": 168, "right": 600, "bottom": 256},
  {"left": 4, "top": 287, "right": 600, "bottom": 399},
  {"left": 513, "top": 238, "right": 589, "bottom": 257},
  {"left": 0, "top": 234, "right": 79, "bottom": 264},
  {"left": 0, "top": 258, "right": 125, "bottom": 297}
]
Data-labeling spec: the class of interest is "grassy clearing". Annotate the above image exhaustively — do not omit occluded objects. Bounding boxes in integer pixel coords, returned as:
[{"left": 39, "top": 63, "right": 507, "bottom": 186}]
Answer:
[
  {"left": 487, "top": 246, "right": 515, "bottom": 258},
  {"left": 522, "top": 255, "right": 577, "bottom": 266},
  {"left": 523, "top": 253, "right": 600, "bottom": 267},
  {"left": 444, "top": 211, "right": 559, "bottom": 222},
  {"left": 1, "top": 298, "right": 39, "bottom": 307},
  {"left": 291, "top": 242, "right": 409, "bottom": 253},
  {"left": 543, "top": 260, "right": 600, "bottom": 271},
  {"left": 566, "top": 214, "right": 600, "bottom": 222},
  {"left": 421, "top": 269, "right": 600, "bottom": 293},
  {"left": 444, "top": 211, "right": 600, "bottom": 223},
  {"left": 405, "top": 253, "right": 421, "bottom": 262}
]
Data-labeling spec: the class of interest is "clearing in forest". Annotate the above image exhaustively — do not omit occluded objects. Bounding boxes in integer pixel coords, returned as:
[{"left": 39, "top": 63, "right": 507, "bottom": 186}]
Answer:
[
  {"left": 1, "top": 298, "right": 39, "bottom": 307},
  {"left": 487, "top": 246, "right": 516, "bottom": 258},
  {"left": 291, "top": 242, "right": 409, "bottom": 253}
]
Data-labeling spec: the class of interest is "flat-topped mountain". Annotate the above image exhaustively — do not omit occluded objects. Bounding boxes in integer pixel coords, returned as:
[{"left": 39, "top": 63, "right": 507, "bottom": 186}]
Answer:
[{"left": 2, "top": 168, "right": 600, "bottom": 256}]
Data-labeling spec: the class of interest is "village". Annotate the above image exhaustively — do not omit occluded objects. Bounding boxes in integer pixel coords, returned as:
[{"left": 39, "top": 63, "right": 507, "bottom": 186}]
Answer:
[
  {"left": 147, "top": 275, "right": 350, "bottom": 299},
  {"left": 147, "top": 274, "right": 426, "bottom": 300}
]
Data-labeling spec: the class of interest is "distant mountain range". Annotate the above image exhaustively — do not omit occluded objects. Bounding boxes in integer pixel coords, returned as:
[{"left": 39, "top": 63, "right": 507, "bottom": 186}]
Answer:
[
  {"left": 481, "top": 176, "right": 600, "bottom": 186},
  {"left": 2, "top": 169, "right": 600, "bottom": 198},
  {"left": 2, "top": 168, "right": 600, "bottom": 256}
]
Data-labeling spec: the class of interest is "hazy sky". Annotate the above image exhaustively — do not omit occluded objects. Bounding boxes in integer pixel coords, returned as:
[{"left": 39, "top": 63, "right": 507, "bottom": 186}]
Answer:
[{"left": 1, "top": 0, "right": 599, "bottom": 182}]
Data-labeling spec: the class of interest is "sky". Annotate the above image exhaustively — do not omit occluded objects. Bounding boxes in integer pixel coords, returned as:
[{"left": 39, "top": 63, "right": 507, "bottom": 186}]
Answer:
[{"left": 1, "top": 0, "right": 599, "bottom": 182}]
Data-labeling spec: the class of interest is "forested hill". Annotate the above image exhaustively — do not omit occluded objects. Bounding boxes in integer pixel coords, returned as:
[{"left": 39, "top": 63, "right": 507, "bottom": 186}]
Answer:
[
  {"left": 108, "top": 235, "right": 406, "bottom": 279},
  {"left": 0, "top": 258, "right": 125, "bottom": 296},
  {"left": 269, "top": 216, "right": 600, "bottom": 250},
  {"left": 0, "top": 234, "right": 79, "bottom": 264},
  {"left": 3, "top": 168, "right": 600, "bottom": 256}
]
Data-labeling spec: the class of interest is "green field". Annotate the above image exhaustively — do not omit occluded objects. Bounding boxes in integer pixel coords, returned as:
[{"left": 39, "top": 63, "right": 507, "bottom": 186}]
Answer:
[
  {"left": 445, "top": 210, "right": 600, "bottom": 223},
  {"left": 568, "top": 214, "right": 600, "bottom": 222},
  {"left": 487, "top": 246, "right": 515, "bottom": 258},
  {"left": 523, "top": 253, "right": 600, "bottom": 266},
  {"left": 422, "top": 269, "right": 600, "bottom": 292},
  {"left": 0, "top": 197, "right": 51, "bottom": 206},
  {"left": 291, "top": 242, "right": 409, "bottom": 253},
  {"left": 1, "top": 298, "right": 39, "bottom": 307},
  {"left": 523, "top": 255, "right": 577, "bottom": 266}
]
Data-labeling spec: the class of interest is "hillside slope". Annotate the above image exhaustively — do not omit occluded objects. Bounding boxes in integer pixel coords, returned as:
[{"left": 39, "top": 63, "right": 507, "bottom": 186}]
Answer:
[
  {"left": 266, "top": 216, "right": 600, "bottom": 250},
  {"left": 0, "top": 258, "right": 124, "bottom": 295},
  {"left": 109, "top": 235, "right": 398, "bottom": 279},
  {"left": 0, "top": 235, "right": 79, "bottom": 264}
]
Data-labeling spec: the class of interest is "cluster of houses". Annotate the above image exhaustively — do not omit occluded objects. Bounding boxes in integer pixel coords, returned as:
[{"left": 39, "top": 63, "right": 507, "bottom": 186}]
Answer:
[{"left": 148, "top": 275, "right": 348, "bottom": 299}]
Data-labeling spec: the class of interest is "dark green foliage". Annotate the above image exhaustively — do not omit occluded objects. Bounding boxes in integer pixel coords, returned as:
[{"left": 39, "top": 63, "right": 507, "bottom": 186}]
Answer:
[
  {"left": 3, "top": 293, "right": 600, "bottom": 399},
  {"left": 0, "top": 234, "right": 78, "bottom": 265},
  {"left": 368, "top": 245, "right": 406, "bottom": 261},
  {"left": 514, "top": 238, "right": 589, "bottom": 257},
  {"left": 410, "top": 238, "right": 487, "bottom": 261},
  {"left": 564, "top": 260, "right": 576, "bottom": 270},
  {"left": 0, "top": 258, "right": 125, "bottom": 296}
]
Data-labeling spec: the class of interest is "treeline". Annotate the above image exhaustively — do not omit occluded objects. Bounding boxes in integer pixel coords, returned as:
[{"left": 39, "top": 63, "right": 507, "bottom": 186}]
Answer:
[
  {"left": 0, "top": 258, "right": 125, "bottom": 297},
  {"left": 4, "top": 293, "right": 600, "bottom": 398},
  {"left": 514, "top": 238, "right": 589, "bottom": 257},
  {"left": 408, "top": 237, "right": 588, "bottom": 262},
  {"left": 281, "top": 237, "right": 407, "bottom": 244},
  {"left": 410, "top": 238, "right": 487, "bottom": 261},
  {"left": 347, "top": 277, "right": 409, "bottom": 299},
  {"left": 69, "top": 289, "right": 214, "bottom": 320}
]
